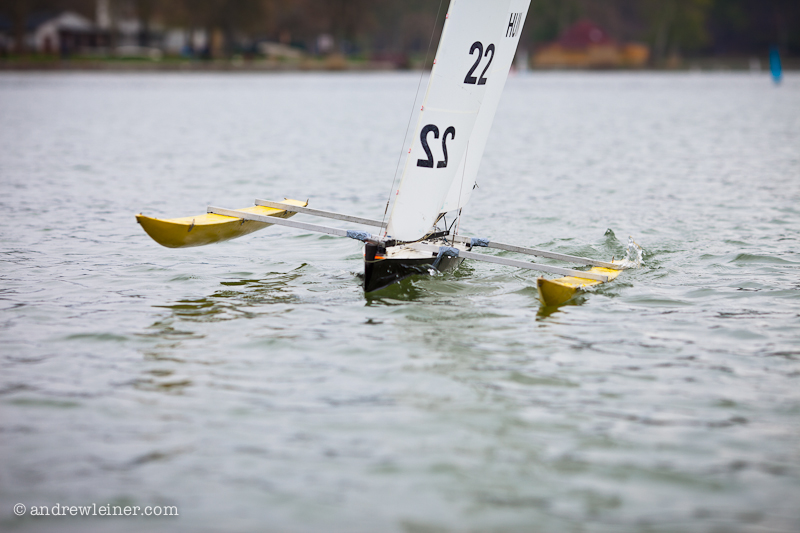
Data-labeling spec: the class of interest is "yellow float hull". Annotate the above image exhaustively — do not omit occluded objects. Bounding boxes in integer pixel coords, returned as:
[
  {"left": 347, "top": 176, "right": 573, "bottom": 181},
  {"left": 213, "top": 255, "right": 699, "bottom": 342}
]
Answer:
[
  {"left": 537, "top": 264, "right": 622, "bottom": 307},
  {"left": 136, "top": 198, "right": 308, "bottom": 248}
]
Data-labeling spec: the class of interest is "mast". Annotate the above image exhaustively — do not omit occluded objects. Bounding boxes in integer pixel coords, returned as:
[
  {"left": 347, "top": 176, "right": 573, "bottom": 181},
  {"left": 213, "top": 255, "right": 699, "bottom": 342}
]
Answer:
[{"left": 385, "top": 0, "right": 531, "bottom": 242}]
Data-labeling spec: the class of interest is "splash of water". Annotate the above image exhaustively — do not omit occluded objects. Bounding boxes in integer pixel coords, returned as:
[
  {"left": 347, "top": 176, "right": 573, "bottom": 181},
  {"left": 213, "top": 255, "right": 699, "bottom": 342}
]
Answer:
[{"left": 619, "top": 236, "right": 643, "bottom": 268}]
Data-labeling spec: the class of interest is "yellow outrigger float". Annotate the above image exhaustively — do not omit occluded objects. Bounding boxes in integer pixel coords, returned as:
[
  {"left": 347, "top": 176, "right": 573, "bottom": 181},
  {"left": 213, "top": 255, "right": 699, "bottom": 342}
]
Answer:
[
  {"left": 136, "top": 198, "right": 308, "bottom": 248},
  {"left": 537, "top": 263, "right": 623, "bottom": 307}
]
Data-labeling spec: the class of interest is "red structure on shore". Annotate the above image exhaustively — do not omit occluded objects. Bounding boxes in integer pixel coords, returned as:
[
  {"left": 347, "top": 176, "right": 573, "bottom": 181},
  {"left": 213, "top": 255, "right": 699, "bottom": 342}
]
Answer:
[{"left": 534, "top": 20, "right": 649, "bottom": 69}]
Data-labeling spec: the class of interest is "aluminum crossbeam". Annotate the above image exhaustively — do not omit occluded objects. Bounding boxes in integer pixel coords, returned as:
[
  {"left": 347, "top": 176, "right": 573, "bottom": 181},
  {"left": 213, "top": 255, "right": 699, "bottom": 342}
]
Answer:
[
  {"left": 452, "top": 236, "right": 621, "bottom": 270},
  {"left": 254, "top": 199, "right": 386, "bottom": 228},
  {"left": 253, "top": 200, "right": 618, "bottom": 270},
  {"left": 208, "top": 206, "right": 611, "bottom": 281},
  {"left": 408, "top": 243, "right": 610, "bottom": 282},
  {"left": 207, "top": 206, "right": 382, "bottom": 241}
]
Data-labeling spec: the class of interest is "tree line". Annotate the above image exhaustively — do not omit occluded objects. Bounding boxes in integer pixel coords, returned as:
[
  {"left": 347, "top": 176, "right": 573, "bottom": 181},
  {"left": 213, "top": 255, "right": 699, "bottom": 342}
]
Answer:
[{"left": 2, "top": 0, "right": 798, "bottom": 60}]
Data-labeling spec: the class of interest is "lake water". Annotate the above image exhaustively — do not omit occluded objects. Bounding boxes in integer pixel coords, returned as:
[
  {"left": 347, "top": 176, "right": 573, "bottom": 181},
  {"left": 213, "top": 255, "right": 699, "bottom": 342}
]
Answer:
[{"left": 1, "top": 71, "right": 798, "bottom": 533}]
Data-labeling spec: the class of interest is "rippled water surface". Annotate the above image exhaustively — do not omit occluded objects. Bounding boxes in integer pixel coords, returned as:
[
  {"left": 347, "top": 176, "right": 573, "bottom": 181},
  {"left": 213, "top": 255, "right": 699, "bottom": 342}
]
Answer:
[{"left": 1, "top": 72, "right": 799, "bottom": 533}]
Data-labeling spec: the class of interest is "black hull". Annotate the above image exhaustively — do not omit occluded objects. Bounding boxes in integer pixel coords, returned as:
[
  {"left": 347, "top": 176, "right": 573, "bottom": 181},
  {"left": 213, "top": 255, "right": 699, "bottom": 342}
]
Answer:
[{"left": 363, "top": 242, "right": 464, "bottom": 293}]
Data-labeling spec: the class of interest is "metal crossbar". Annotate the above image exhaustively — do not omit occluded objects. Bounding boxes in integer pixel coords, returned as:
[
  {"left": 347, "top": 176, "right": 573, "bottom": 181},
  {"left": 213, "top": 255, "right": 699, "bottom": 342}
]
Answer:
[
  {"left": 250, "top": 200, "right": 618, "bottom": 270},
  {"left": 407, "top": 243, "right": 610, "bottom": 282},
  {"left": 451, "top": 236, "right": 621, "bottom": 270},
  {"left": 209, "top": 205, "right": 613, "bottom": 281},
  {"left": 207, "top": 206, "right": 382, "bottom": 241},
  {"left": 254, "top": 199, "right": 386, "bottom": 228},
  {"left": 251, "top": 200, "right": 619, "bottom": 270}
]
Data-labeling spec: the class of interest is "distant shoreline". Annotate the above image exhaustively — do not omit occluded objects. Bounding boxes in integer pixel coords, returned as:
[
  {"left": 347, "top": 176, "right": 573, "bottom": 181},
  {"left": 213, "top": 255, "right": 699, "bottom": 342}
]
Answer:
[
  {"left": 0, "top": 58, "right": 399, "bottom": 72},
  {"left": 1, "top": 56, "right": 797, "bottom": 73}
]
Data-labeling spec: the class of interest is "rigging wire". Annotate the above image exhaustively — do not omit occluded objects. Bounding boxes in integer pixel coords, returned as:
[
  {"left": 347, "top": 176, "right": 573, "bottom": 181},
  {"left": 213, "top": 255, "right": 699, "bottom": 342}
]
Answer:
[
  {"left": 379, "top": 0, "right": 446, "bottom": 236},
  {"left": 454, "top": 140, "right": 469, "bottom": 237},
  {"left": 446, "top": 215, "right": 459, "bottom": 245}
]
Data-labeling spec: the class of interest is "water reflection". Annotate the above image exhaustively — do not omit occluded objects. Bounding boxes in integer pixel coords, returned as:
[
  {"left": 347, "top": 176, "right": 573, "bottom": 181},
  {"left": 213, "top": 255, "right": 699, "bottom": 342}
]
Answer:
[
  {"left": 536, "top": 299, "right": 582, "bottom": 319},
  {"left": 152, "top": 268, "right": 304, "bottom": 323},
  {"left": 135, "top": 270, "right": 308, "bottom": 396},
  {"left": 364, "top": 276, "right": 425, "bottom": 304},
  {"left": 138, "top": 268, "right": 308, "bottom": 370}
]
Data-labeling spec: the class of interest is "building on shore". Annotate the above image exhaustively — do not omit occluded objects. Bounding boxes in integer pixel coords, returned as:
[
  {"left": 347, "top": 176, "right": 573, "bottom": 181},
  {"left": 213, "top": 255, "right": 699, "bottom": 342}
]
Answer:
[
  {"left": 533, "top": 20, "right": 649, "bottom": 69},
  {"left": 26, "top": 12, "right": 110, "bottom": 56}
]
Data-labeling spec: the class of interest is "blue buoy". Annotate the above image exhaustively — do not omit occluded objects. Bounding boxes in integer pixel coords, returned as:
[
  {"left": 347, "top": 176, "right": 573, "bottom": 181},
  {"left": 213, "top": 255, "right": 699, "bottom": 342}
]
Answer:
[{"left": 770, "top": 46, "right": 782, "bottom": 84}]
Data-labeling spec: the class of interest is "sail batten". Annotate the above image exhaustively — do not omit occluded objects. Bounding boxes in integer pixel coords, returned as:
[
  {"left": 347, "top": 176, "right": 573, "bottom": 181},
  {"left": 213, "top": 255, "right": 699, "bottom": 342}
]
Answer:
[{"left": 386, "top": 0, "right": 531, "bottom": 242}]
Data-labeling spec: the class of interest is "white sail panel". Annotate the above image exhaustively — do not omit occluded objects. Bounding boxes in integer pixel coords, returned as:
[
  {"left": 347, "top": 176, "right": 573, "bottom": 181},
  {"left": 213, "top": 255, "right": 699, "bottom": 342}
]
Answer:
[
  {"left": 386, "top": 0, "right": 515, "bottom": 242},
  {"left": 441, "top": 0, "right": 530, "bottom": 214}
]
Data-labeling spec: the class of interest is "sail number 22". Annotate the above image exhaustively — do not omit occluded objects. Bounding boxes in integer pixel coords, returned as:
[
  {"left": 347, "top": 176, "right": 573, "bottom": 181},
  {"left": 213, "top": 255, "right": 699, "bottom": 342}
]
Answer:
[
  {"left": 415, "top": 40, "right": 497, "bottom": 169},
  {"left": 417, "top": 125, "right": 456, "bottom": 169},
  {"left": 464, "top": 42, "right": 495, "bottom": 85}
]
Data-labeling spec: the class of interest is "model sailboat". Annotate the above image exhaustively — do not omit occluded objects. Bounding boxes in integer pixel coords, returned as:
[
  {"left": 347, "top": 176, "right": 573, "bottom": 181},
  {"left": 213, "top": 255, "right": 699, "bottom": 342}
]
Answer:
[{"left": 137, "top": 0, "right": 634, "bottom": 305}]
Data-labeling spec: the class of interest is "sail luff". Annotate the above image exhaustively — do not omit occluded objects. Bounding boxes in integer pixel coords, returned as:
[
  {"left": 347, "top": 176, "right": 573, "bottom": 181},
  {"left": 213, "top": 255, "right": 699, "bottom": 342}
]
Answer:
[{"left": 384, "top": 0, "right": 454, "bottom": 238}]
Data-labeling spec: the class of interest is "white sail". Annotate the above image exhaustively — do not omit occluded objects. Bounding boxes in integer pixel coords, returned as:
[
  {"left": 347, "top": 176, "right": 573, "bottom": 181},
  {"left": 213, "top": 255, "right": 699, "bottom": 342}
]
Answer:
[
  {"left": 441, "top": 0, "right": 530, "bottom": 214},
  {"left": 386, "top": 0, "right": 530, "bottom": 242}
]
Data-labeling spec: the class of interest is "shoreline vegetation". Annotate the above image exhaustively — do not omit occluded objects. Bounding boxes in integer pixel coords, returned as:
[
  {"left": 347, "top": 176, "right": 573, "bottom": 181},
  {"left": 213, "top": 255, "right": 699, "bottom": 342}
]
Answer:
[
  {"left": 2, "top": 55, "right": 797, "bottom": 72},
  {"left": 3, "top": 1, "right": 796, "bottom": 74}
]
